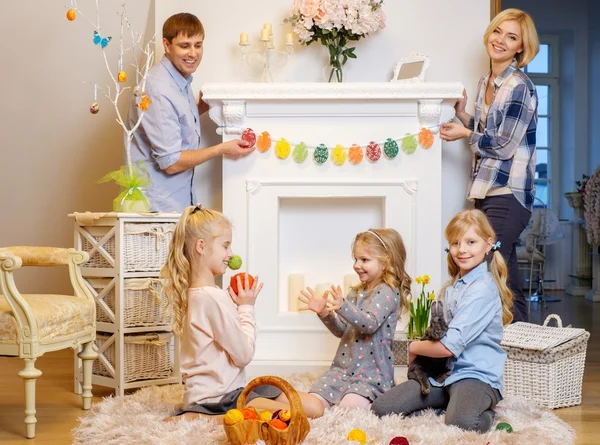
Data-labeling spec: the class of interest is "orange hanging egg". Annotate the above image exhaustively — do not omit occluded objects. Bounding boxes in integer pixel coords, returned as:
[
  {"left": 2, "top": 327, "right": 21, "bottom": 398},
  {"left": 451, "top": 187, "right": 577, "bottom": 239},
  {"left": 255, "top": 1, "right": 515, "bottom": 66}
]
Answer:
[
  {"left": 257, "top": 131, "right": 272, "bottom": 152},
  {"left": 418, "top": 128, "right": 434, "bottom": 149},
  {"left": 66, "top": 9, "right": 76, "bottom": 21},
  {"left": 348, "top": 144, "right": 363, "bottom": 165},
  {"left": 117, "top": 71, "right": 127, "bottom": 82}
]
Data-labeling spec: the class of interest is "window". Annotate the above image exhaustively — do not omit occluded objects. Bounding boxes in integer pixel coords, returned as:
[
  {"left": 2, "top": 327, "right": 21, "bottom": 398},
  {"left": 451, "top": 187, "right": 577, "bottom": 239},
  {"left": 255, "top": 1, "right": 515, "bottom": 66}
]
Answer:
[{"left": 523, "top": 36, "right": 560, "bottom": 209}]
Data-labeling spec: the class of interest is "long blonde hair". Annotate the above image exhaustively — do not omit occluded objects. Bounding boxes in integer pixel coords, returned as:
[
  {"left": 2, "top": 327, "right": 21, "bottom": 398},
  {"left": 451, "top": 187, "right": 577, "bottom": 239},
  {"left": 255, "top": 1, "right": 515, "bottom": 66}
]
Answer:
[
  {"left": 161, "top": 205, "right": 231, "bottom": 336},
  {"left": 352, "top": 228, "right": 411, "bottom": 312},
  {"left": 442, "top": 210, "right": 513, "bottom": 325}
]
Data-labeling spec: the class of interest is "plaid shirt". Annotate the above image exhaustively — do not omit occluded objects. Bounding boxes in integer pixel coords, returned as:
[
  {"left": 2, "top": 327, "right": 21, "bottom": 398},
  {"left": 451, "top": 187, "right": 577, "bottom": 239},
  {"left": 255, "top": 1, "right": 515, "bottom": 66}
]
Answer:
[{"left": 467, "top": 62, "right": 538, "bottom": 211}]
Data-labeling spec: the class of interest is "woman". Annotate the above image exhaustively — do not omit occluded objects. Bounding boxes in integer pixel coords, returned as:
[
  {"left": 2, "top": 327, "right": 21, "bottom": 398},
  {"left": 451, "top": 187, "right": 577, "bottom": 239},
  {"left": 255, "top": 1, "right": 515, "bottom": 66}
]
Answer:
[{"left": 440, "top": 8, "right": 540, "bottom": 323}]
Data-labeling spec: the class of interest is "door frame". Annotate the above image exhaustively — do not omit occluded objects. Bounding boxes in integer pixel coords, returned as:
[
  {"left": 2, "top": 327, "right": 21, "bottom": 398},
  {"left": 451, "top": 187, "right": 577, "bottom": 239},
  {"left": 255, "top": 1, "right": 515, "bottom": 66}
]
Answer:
[{"left": 491, "top": 0, "right": 501, "bottom": 18}]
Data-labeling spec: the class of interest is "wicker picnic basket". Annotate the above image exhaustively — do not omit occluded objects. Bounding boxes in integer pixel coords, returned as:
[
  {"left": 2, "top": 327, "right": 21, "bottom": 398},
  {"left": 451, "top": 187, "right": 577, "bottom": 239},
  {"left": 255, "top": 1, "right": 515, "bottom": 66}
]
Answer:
[
  {"left": 501, "top": 314, "right": 589, "bottom": 409},
  {"left": 224, "top": 376, "right": 310, "bottom": 445}
]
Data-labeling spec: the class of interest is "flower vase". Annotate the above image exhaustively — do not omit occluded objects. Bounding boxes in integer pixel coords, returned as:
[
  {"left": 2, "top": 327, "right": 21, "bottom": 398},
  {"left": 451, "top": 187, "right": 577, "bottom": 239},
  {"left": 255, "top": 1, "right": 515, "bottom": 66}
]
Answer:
[{"left": 327, "top": 45, "right": 345, "bottom": 83}]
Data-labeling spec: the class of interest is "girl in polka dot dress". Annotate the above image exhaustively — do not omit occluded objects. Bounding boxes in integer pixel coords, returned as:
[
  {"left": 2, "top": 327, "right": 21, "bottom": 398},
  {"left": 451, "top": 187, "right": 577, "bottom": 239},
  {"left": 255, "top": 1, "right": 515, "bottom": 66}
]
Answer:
[{"left": 298, "top": 229, "right": 411, "bottom": 411}]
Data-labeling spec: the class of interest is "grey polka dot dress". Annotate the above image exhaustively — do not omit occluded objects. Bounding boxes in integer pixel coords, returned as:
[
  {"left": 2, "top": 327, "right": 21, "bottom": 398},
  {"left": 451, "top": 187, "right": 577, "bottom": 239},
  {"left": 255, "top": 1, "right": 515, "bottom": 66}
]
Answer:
[{"left": 309, "top": 283, "right": 400, "bottom": 404}]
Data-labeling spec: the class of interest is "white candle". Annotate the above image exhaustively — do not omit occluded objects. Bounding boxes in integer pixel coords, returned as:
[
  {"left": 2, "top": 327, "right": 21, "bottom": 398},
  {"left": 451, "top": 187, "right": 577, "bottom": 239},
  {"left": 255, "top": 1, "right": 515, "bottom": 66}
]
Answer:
[
  {"left": 239, "top": 32, "right": 249, "bottom": 45},
  {"left": 267, "top": 35, "right": 275, "bottom": 49},
  {"left": 343, "top": 273, "right": 361, "bottom": 296},
  {"left": 260, "top": 28, "right": 270, "bottom": 42},
  {"left": 314, "top": 282, "right": 333, "bottom": 299},
  {"left": 288, "top": 274, "right": 304, "bottom": 312},
  {"left": 263, "top": 23, "right": 272, "bottom": 35},
  {"left": 285, "top": 33, "right": 294, "bottom": 45}
]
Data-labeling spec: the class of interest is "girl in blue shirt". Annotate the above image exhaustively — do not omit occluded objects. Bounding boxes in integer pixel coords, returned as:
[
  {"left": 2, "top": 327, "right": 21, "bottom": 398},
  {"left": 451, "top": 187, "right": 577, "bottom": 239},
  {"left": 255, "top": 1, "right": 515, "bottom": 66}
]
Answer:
[{"left": 372, "top": 209, "right": 513, "bottom": 433}]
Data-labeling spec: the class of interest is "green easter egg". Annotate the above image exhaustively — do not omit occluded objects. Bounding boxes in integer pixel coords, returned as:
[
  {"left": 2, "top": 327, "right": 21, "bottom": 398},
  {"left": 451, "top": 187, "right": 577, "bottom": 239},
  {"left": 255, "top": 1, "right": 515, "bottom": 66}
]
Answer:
[
  {"left": 228, "top": 255, "right": 243, "bottom": 270},
  {"left": 384, "top": 138, "right": 399, "bottom": 159},
  {"left": 495, "top": 422, "right": 513, "bottom": 433},
  {"left": 292, "top": 142, "right": 308, "bottom": 163},
  {"left": 402, "top": 133, "right": 418, "bottom": 154},
  {"left": 314, "top": 144, "right": 329, "bottom": 164}
]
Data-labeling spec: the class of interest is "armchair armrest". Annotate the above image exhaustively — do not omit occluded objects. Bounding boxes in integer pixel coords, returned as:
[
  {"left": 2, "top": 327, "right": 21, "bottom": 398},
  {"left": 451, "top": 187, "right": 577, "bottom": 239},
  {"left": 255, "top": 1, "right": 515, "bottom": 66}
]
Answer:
[{"left": 0, "top": 247, "right": 89, "bottom": 267}]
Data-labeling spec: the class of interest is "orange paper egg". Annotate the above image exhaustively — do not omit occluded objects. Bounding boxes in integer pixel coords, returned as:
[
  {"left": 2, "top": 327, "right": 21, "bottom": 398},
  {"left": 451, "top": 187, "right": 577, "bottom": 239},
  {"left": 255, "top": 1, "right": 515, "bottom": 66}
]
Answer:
[
  {"left": 66, "top": 9, "right": 76, "bottom": 21},
  {"left": 418, "top": 128, "right": 434, "bottom": 149},
  {"left": 348, "top": 144, "right": 363, "bottom": 164},
  {"left": 257, "top": 131, "right": 272, "bottom": 152}
]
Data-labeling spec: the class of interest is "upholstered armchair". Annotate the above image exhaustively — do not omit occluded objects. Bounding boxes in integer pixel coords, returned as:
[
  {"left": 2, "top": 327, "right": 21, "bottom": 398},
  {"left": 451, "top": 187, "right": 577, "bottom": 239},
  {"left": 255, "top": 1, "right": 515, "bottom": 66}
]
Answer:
[{"left": 0, "top": 247, "right": 97, "bottom": 438}]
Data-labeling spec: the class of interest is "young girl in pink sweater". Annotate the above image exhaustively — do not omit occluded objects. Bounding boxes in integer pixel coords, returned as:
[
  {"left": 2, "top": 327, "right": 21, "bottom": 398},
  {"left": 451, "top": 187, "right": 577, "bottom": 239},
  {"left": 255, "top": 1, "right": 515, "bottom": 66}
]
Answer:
[{"left": 162, "top": 204, "right": 323, "bottom": 421}]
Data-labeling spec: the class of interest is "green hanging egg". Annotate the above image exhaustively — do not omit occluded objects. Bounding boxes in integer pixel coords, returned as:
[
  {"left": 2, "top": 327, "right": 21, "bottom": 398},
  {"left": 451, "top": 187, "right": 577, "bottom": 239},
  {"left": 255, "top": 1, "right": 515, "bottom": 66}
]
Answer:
[
  {"left": 292, "top": 142, "right": 308, "bottom": 163},
  {"left": 402, "top": 133, "right": 418, "bottom": 154},
  {"left": 495, "top": 422, "right": 513, "bottom": 433},
  {"left": 313, "top": 144, "right": 329, "bottom": 164},
  {"left": 384, "top": 138, "right": 399, "bottom": 159}
]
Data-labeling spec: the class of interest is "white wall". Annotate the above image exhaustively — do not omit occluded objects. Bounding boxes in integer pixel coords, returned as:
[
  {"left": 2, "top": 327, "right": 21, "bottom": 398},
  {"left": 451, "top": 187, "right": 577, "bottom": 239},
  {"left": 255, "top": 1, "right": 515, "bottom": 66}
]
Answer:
[
  {"left": 155, "top": 0, "right": 489, "bottom": 235},
  {"left": 0, "top": 0, "right": 489, "bottom": 294}
]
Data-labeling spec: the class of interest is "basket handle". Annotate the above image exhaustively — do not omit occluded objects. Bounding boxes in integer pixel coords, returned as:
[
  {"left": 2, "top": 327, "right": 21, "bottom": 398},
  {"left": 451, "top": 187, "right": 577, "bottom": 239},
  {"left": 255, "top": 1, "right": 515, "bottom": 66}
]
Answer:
[
  {"left": 236, "top": 375, "right": 307, "bottom": 427},
  {"left": 543, "top": 314, "right": 563, "bottom": 328}
]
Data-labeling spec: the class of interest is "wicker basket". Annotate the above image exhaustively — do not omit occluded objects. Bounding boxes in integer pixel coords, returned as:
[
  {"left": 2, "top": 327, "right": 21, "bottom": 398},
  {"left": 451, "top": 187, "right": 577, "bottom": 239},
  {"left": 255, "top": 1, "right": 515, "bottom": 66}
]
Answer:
[
  {"left": 224, "top": 376, "right": 311, "bottom": 445},
  {"left": 123, "top": 223, "right": 175, "bottom": 272},
  {"left": 93, "top": 332, "right": 173, "bottom": 383},
  {"left": 501, "top": 314, "right": 589, "bottom": 409}
]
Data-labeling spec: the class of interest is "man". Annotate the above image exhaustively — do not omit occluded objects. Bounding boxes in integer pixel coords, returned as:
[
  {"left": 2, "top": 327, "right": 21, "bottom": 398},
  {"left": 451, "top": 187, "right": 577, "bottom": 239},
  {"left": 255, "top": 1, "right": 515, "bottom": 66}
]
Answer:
[{"left": 127, "top": 13, "right": 253, "bottom": 212}]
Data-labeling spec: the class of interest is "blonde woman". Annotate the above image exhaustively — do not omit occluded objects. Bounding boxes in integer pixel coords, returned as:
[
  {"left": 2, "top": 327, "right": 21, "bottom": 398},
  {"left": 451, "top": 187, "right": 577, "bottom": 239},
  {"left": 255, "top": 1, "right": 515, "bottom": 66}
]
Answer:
[
  {"left": 440, "top": 9, "right": 540, "bottom": 322},
  {"left": 373, "top": 210, "right": 513, "bottom": 433}
]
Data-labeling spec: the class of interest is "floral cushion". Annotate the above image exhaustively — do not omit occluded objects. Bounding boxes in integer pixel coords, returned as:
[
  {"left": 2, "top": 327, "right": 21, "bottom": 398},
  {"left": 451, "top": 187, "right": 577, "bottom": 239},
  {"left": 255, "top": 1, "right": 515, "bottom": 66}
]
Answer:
[{"left": 0, "top": 294, "right": 94, "bottom": 344}]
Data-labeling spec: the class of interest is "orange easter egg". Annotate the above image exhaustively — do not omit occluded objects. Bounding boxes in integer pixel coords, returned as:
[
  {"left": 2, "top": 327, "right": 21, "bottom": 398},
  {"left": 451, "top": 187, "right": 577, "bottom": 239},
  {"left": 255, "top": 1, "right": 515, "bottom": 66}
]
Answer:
[
  {"left": 241, "top": 407, "right": 258, "bottom": 420},
  {"left": 418, "top": 128, "right": 434, "bottom": 149},
  {"left": 278, "top": 409, "right": 291, "bottom": 422},
  {"left": 66, "top": 9, "right": 76, "bottom": 21},
  {"left": 230, "top": 273, "right": 255, "bottom": 295},
  {"left": 118, "top": 71, "right": 127, "bottom": 82},
  {"left": 270, "top": 419, "right": 288, "bottom": 430},
  {"left": 257, "top": 131, "right": 272, "bottom": 152},
  {"left": 348, "top": 144, "right": 363, "bottom": 164}
]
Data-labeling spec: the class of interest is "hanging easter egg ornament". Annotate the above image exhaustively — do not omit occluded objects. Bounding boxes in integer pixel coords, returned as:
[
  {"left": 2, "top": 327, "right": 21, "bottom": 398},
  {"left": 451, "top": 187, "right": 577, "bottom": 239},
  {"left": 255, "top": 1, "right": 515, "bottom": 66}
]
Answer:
[
  {"left": 241, "top": 128, "right": 256, "bottom": 148},
  {"left": 137, "top": 93, "right": 151, "bottom": 111},
  {"left": 66, "top": 9, "right": 76, "bottom": 21},
  {"left": 257, "top": 131, "right": 272, "bottom": 152},
  {"left": 366, "top": 141, "right": 381, "bottom": 162},
  {"left": 90, "top": 102, "right": 100, "bottom": 114},
  {"left": 384, "top": 137, "right": 399, "bottom": 159},
  {"left": 331, "top": 144, "right": 347, "bottom": 166},
  {"left": 133, "top": 86, "right": 142, "bottom": 97},
  {"left": 402, "top": 134, "right": 418, "bottom": 154},
  {"left": 117, "top": 71, "right": 127, "bottom": 82},
  {"left": 313, "top": 144, "right": 329, "bottom": 164},
  {"left": 418, "top": 128, "right": 434, "bottom": 149},
  {"left": 292, "top": 142, "right": 308, "bottom": 163},
  {"left": 348, "top": 144, "right": 363, "bottom": 165},
  {"left": 275, "top": 138, "right": 291, "bottom": 159}
]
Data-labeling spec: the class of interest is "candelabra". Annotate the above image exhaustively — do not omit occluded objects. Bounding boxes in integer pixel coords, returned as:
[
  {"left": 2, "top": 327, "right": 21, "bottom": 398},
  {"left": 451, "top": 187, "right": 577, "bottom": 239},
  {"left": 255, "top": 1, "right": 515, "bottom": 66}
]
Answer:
[{"left": 239, "top": 24, "right": 294, "bottom": 82}]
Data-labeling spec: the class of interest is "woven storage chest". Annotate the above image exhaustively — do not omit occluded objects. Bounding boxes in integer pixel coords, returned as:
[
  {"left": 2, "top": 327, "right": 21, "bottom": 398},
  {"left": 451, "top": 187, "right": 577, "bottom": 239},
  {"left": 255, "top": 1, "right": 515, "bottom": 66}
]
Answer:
[
  {"left": 501, "top": 314, "right": 589, "bottom": 409},
  {"left": 93, "top": 332, "right": 174, "bottom": 383},
  {"left": 89, "top": 278, "right": 172, "bottom": 327},
  {"left": 123, "top": 223, "right": 175, "bottom": 272}
]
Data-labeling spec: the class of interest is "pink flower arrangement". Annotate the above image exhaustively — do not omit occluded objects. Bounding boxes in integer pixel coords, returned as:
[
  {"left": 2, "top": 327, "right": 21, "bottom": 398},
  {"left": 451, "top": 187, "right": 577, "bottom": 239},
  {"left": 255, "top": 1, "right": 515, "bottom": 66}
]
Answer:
[{"left": 286, "top": 0, "right": 386, "bottom": 81}]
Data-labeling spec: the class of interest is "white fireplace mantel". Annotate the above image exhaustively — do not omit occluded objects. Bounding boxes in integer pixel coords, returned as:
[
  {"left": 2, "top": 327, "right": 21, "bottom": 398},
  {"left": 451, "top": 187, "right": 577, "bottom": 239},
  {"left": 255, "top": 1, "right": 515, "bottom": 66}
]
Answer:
[{"left": 203, "top": 82, "right": 463, "bottom": 373}]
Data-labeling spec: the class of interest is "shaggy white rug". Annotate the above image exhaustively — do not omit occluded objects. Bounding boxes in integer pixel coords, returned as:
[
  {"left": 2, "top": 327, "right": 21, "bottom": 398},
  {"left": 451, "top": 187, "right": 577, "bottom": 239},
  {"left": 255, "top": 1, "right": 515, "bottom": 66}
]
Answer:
[{"left": 73, "top": 373, "right": 575, "bottom": 445}]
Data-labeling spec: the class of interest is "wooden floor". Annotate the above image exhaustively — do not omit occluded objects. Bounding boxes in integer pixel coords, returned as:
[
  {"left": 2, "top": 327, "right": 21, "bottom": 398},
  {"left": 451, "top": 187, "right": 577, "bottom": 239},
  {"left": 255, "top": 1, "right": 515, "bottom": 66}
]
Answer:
[{"left": 1, "top": 293, "right": 599, "bottom": 444}]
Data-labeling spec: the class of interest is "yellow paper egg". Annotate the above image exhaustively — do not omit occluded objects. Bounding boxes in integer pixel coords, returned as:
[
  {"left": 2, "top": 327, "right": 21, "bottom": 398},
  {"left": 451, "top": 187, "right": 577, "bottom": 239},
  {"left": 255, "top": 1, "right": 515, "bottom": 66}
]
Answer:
[
  {"left": 331, "top": 144, "right": 347, "bottom": 166},
  {"left": 66, "top": 9, "right": 76, "bottom": 21},
  {"left": 259, "top": 410, "right": 273, "bottom": 422},
  {"left": 118, "top": 71, "right": 127, "bottom": 83},
  {"left": 347, "top": 428, "right": 367, "bottom": 444},
  {"left": 224, "top": 409, "right": 244, "bottom": 426},
  {"left": 275, "top": 138, "right": 291, "bottom": 159}
]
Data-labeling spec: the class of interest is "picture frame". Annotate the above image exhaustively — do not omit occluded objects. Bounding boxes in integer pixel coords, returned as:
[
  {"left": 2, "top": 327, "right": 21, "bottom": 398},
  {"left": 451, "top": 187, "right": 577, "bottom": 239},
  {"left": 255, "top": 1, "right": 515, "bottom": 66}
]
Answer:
[{"left": 391, "top": 53, "right": 431, "bottom": 83}]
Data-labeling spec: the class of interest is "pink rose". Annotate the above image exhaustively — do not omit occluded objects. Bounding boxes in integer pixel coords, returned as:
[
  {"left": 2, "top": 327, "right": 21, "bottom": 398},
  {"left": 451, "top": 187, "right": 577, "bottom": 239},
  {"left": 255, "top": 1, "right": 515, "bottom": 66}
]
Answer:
[{"left": 300, "top": 0, "right": 320, "bottom": 18}]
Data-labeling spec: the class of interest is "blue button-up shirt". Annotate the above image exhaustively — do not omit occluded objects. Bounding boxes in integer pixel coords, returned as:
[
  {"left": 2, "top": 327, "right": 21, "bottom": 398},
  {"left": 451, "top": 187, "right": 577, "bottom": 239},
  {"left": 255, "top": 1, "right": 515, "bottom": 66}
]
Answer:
[
  {"left": 127, "top": 56, "right": 201, "bottom": 212},
  {"left": 431, "top": 262, "right": 506, "bottom": 395}
]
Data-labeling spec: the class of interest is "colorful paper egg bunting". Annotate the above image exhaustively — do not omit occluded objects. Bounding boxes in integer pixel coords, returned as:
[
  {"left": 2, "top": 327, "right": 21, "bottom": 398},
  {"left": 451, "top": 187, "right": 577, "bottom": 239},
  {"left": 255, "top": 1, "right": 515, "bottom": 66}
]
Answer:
[
  {"left": 402, "top": 133, "right": 418, "bottom": 154},
  {"left": 384, "top": 137, "right": 399, "bottom": 159},
  {"left": 313, "top": 143, "right": 329, "bottom": 164},
  {"left": 418, "top": 127, "right": 434, "bottom": 149},
  {"left": 292, "top": 142, "right": 308, "bottom": 163},
  {"left": 348, "top": 144, "right": 363, "bottom": 164}
]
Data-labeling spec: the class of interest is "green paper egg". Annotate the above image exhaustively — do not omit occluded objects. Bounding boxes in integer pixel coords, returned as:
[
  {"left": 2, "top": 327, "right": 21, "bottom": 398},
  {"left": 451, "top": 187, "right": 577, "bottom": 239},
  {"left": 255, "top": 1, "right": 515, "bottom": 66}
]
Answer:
[
  {"left": 313, "top": 144, "right": 329, "bottom": 164},
  {"left": 495, "top": 422, "right": 513, "bottom": 433},
  {"left": 228, "top": 255, "right": 243, "bottom": 270},
  {"left": 384, "top": 138, "right": 399, "bottom": 159},
  {"left": 402, "top": 133, "right": 418, "bottom": 154},
  {"left": 292, "top": 142, "right": 308, "bottom": 163}
]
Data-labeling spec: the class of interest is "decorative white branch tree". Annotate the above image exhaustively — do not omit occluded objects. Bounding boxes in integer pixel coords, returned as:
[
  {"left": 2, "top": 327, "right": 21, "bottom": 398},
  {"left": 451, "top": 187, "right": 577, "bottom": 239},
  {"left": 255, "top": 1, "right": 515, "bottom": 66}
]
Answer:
[{"left": 67, "top": 0, "right": 156, "bottom": 211}]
